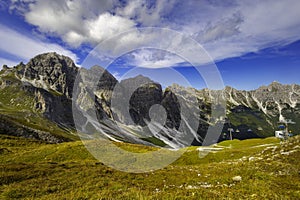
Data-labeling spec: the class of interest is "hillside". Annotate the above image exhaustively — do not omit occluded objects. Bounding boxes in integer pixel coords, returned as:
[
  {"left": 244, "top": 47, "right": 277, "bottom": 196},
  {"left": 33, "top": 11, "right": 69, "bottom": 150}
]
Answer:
[{"left": 0, "top": 134, "right": 299, "bottom": 199}]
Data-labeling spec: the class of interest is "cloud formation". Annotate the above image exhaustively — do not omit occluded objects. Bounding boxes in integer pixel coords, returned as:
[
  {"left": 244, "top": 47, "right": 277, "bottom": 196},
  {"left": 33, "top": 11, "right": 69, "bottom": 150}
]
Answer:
[
  {"left": 128, "top": 49, "right": 185, "bottom": 68},
  {"left": 0, "top": 24, "right": 78, "bottom": 66},
  {"left": 8, "top": 0, "right": 300, "bottom": 67}
]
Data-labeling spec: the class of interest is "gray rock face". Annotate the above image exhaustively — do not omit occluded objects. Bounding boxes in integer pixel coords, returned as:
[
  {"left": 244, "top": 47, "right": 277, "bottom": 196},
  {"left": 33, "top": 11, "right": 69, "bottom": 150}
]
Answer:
[
  {"left": 224, "top": 82, "right": 300, "bottom": 116},
  {"left": 103, "top": 75, "right": 163, "bottom": 125},
  {"left": 33, "top": 88, "right": 74, "bottom": 127},
  {"left": 74, "top": 65, "right": 118, "bottom": 120},
  {"left": 17, "top": 53, "right": 79, "bottom": 128},
  {"left": 161, "top": 89, "right": 181, "bottom": 130},
  {"left": 20, "top": 52, "right": 78, "bottom": 98},
  {"left": 108, "top": 75, "right": 182, "bottom": 128},
  {"left": 129, "top": 82, "right": 163, "bottom": 126}
]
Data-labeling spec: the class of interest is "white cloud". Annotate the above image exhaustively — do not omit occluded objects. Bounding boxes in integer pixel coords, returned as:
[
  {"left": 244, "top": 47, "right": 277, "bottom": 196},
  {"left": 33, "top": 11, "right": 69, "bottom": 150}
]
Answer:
[
  {"left": 197, "top": 0, "right": 300, "bottom": 62},
  {"left": 12, "top": 0, "right": 134, "bottom": 47},
  {"left": 0, "top": 24, "right": 78, "bottom": 64},
  {"left": 87, "top": 28, "right": 214, "bottom": 69},
  {"left": 116, "top": 0, "right": 173, "bottom": 26},
  {"left": 194, "top": 13, "right": 243, "bottom": 43},
  {"left": 7, "top": 0, "right": 300, "bottom": 68},
  {"left": 63, "top": 31, "right": 86, "bottom": 47},
  {"left": 88, "top": 29, "right": 163, "bottom": 62},
  {"left": 129, "top": 49, "right": 185, "bottom": 68},
  {"left": 87, "top": 12, "right": 136, "bottom": 45}
]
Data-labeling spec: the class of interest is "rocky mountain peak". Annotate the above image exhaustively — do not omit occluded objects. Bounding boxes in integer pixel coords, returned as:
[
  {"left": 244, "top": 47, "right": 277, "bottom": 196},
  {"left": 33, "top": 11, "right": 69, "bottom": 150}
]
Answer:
[
  {"left": 270, "top": 80, "right": 281, "bottom": 86},
  {"left": 80, "top": 65, "right": 118, "bottom": 90},
  {"left": 27, "top": 52, "right": 77, "bottom": 70},
  {"left": 20, "top": 52, "right": 78, "bottom": 98},
  {"left": 120, "top": 75, "right": 153, "bottom": 87}
]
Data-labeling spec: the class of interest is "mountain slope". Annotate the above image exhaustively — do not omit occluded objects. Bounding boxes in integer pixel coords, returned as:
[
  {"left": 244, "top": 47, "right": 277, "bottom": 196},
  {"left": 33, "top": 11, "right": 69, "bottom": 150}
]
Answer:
[
  {"left": 0, "top": 53, "right": 78, "bottom": 142},
  {"left": 0, "top": 52, "right": 299, "bottom": 146}
]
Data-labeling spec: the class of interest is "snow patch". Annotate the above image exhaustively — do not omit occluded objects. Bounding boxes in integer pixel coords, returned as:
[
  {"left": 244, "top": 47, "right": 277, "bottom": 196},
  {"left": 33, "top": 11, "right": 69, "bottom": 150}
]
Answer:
[
  {"left": 251, "top": 95, "right": 268, "bottom": 115},
  {"left": 228, "top": 88, "right": 239, "bottom": 106},
  {"left": 289, "top": 90, "right": 298, "bottom": 108},
  {"left": 275, "top": 101, "right": 285, "bottom": 122},
  {"left": 21, "top": 75, "right": 50, "bottom": 92},
  {"left": 245, "top": 92, "right": 253, "bottom": 108}
]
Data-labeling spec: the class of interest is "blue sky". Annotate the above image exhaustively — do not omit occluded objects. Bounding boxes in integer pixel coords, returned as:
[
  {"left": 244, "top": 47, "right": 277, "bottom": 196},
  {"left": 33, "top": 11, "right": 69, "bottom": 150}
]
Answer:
[{"left": 0, "top": 0, "right": 300, "bottom": 90}]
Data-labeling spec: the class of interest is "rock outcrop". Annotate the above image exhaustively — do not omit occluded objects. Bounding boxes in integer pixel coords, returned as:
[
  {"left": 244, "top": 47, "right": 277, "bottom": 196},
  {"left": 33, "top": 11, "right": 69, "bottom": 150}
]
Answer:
[{"left": 19, "top": 52, "right": 78, "bottom": 98}]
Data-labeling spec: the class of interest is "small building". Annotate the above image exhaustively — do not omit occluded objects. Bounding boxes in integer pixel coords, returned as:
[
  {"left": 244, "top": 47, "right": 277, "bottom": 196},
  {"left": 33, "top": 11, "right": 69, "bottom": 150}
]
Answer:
[{"left": 275, "top": 130, "right": 286, "bottom": 139}]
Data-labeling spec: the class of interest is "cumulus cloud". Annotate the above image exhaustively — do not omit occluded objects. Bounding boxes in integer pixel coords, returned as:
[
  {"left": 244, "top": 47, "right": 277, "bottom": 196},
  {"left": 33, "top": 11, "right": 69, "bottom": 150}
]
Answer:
[
  {"left": 116, "top": 0, "right": 174, "bottom": 26},
  {"left": 11, "top": 0, "right": 134, "bottom": 47},
  {"left": 199, "top": 0, "right": 300, "bottom": 61},
  {"left": 128, "top": 49, "right": 185, "bottom": 68},
  {"left": 86, "top": 12, "right": 136, "bottom": 45},
  {"left": 86, "top": 28, "right": 214, "bottom": 69},
  {"left": 0, "top": 24, "right": 78, "bottom": 64},
  {"left": 194, "top": 13, "right": 243, "bottom": 43},
  {"left": 8, "top": 0, "right": 300, "bottom": 67}
]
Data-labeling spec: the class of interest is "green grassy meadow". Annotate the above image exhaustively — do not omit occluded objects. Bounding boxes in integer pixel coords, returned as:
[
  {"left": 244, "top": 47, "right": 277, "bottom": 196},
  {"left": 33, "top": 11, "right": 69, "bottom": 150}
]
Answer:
[{"left": 0, "top": 134, "right": 299, "bottom": 199}]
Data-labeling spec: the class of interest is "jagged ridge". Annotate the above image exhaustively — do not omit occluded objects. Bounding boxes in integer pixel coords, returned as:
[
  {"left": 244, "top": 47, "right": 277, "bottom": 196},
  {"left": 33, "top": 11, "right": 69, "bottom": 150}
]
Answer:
[{"left": 0, "top": 52, "right": 299, "bottom": 146}]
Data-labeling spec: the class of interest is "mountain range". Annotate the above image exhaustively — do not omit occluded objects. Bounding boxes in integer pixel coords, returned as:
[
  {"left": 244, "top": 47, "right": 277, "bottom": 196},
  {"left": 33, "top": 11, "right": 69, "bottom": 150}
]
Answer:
[{"left": 0, "top": 52, "right": 299, "bottom": 148}]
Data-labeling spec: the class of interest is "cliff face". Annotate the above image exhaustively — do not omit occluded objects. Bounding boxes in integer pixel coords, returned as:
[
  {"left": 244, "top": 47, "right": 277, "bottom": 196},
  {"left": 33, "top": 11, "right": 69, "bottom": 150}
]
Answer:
[
  {"left": 18, "top": 53, "right": 77, "bottom": 128},
  {"left": 0, "top": 53, "right": 79, "bottom": 143},
  {"left": 0, "top": 52, "right": 299, "bottom": 146},
  {"left": 20, "top": 52, "right": 78, "bottom": 98}
]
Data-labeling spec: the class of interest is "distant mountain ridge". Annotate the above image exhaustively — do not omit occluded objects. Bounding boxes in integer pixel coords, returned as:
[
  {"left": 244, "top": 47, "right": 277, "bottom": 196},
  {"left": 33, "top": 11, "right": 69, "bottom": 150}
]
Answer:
[{"left": 0, "top": 52, "right": 299, "bottom": 147}]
